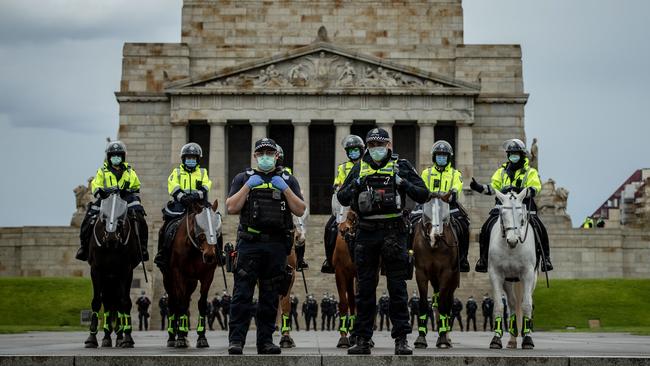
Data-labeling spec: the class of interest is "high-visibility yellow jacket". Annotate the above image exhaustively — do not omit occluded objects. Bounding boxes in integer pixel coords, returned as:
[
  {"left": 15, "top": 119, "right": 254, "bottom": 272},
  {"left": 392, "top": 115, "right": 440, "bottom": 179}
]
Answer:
[
  {"left": 167, "top": 164, "right": 212, "bottom": 199},
  {"left": 91, "top": 162, "right": 140, "bottom": 197},
  {"left": 491, "top": 158, "right": 541, "bottom": 194},
  {"left": 421, "top": 164, "right": 463, "bottom": 197}
]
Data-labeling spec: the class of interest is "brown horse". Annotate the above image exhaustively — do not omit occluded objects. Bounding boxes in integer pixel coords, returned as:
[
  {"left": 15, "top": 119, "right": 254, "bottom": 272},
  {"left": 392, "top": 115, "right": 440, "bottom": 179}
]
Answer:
[
  {"left": 278, "top": 213, "right": 306, "bottom": 348},
  {"left": 413, "top": 192, "right": 459, "bottom": 349},
  {"left": 332, "top": 209, "right": 358, "bottom": 348},
  {"left": 162, "top": 199, "right": 221, "bottom": 348}
]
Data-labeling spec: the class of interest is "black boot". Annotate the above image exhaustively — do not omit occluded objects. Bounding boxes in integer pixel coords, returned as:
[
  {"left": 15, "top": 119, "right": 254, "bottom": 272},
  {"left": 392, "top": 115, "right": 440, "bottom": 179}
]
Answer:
[
  {"left": 542, "top": 257, "right": 553, "bottom": 272},
  {"left": 475, "top": 258, "right": 487, "bottom": 273},
  {"left": 136, "top": 214, "right": 149, "bottom": 262},
  {"left": 347, "top": 337, "right": 371, "bottom": 355},
  {"left": 460, "top": 256, "right": 470, "bottom": 272},
  {"left": 321, "top": 259, "right": 335, "bottom": 274},
  {"left": 228, "top": 341, "right": 243, "bottom": 355},
  {"left": 475, "top": 233, "right": 489, "bottom": 273},
  {"left": 321, "top": 216, "right": 337, "bottom": 274},
  {"left": 394, "top": 336, "right": 413, "bottom": 355},
  {"left": 257, "top": 342, "right": 281, "bottom": 354},
  {"left": 154, "top": 226, "right": 168, "bottom": 271},
  {"left": 76, "top": 212, "right": 95, "bottom": 261},
  {"left": 75, "top": 244, "right": 89, "bottom": 261}
]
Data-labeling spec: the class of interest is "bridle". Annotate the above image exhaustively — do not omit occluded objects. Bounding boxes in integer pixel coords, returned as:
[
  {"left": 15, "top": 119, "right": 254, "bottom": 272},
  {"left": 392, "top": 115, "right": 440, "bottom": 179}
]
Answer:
[
  {"left": 498, "top": 192, "right": 531, "bottom": 244},
  {"left": 93, "top": 215, "right": 131, "bottom": 248}
]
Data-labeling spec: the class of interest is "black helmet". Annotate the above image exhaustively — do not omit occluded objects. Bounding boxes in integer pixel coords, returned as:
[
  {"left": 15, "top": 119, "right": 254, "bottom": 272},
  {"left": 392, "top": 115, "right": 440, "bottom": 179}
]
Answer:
[
  {"left": 503, "top": 139, "right": 526, "bottom": 154},
  {"left": 342, "top": 135, "right": 365, "bottom": 150},
  {"left": 276, "top": 144, "right": 285, "bottom": 165},
  {"left": 431, "top": 140, "right": 453, "bottom": 157},
  {"left": 105, "top": 140, "right": 127, "bottom": 159},
  {"left": 180, "top": 142, "right": 203, "bottom": 159}
]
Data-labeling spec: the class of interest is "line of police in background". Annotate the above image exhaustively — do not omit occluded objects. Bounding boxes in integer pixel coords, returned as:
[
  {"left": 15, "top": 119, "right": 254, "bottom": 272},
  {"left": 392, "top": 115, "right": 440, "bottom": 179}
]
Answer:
[{"left": 134, "top": 290, "right": 504, "bottom": 334}]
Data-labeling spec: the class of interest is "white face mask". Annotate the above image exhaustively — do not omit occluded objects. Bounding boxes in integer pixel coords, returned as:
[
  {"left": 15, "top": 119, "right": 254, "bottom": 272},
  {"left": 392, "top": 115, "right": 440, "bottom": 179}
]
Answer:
[
  {"left": 110, "top": 156, "right": 122, "bottom": 166},
  {"left": 368, "top": 147, "right": 388, "bottom": 161}
]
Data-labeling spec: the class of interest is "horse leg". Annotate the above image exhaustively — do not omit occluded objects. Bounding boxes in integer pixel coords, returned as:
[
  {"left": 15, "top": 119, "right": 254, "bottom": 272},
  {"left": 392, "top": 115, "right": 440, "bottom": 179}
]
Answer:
[
  {"left": 436, "top": 284, "right": 454, "bottom": 349},
  {"left": 280, "top": 250, "right": 297, "bottom": 349},
  {"left": 505, "top": 281, "right": 518, "bottom": 349},
  {"left": 413, "top": 268, "right": 429, "bottom": 349},
  {"left": 175, "top": 279, "right": 197, "bottom": 349},
  {"left": 334, "top": 267, "right": 351, "bottom": 348},
  {"left": 196, "top": 274, "right": 214, "bottom": 349},
  {"left": 85, "top": 269, "right": 101, "bottom": 348},
  {"left": 489, "top": 271, "right": 506, "bottom": 349},
  {"left": 520, "top": 270, "right": 536, "bottom": 349},
  {"left": 118, "top": 272, "right": 135, "bottom": 348},
  {"left": 163, "top": 275, "right": 177, "bottom": 347}
]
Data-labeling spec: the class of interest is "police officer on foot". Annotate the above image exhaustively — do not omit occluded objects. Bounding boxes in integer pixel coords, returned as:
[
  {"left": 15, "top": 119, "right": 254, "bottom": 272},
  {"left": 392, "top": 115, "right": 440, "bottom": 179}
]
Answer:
[
  {"left": 337, "top": 128, "right": 429, "bottom": 355},
  {"left": 470, "top": 138, "right": 553, "bottom": 272},
  {"left": 76, "top": 140, "right": 149, "bottom": 262},
  {"left": 421, "top": 140, "right": 471, "bottom": 272},
  {"left": 321, "top": 134, "right": 365, "bottom": 273},
  {"left": 225, "top": 138, "right": 306, "bottom": 355}
]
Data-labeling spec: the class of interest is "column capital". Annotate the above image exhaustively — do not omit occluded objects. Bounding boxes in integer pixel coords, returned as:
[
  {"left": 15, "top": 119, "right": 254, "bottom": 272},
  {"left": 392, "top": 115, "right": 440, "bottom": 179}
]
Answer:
[
  {"left": 207, "top": 119, "right": 227, "bottom": 126},
  {"left": 333, "top": 120, "right": 353, "bottom": 126},
  {"left": 456, "top": 120, "right": 475, "bottom": 127},
  {"left": 170, "top": 119, "right": 188, "bottom": 127},
  {"left": 292, "top": 121, "right": 311, "bottom": 126},
  {"left": 249, "top": 119, "right": 269, "bottom": 126},
  {"left": 417, "top": 120, "right": 437, "bottom": 126}
]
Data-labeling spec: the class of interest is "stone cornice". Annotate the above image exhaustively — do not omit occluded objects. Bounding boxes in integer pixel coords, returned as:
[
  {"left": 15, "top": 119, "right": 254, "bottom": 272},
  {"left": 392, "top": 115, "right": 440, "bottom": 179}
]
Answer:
[
  {"left": 475, "top": 93, "right": 529, "bottom": 104},
  {"left": 115, "top": 92, "right": 169, "bottom": 103}
]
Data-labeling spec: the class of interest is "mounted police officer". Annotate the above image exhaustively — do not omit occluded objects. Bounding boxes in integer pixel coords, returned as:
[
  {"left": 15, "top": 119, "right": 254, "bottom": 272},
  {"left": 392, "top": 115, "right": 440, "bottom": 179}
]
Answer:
[
  {"left": 470, "top": 138, "right": 553, "bottom": 272},
  {"left": 321, "top": 134, "right": 365, "bottom": 273},
  {"left": 276, "top": 143, "right": 308, "bottom": 271},
  {"left": 420, "top": 140, "right": 471, "bottom": 272},
  {"left": 225, "top": 138, "right": 306, "bottom": 355},
  {"left": 76, "top": 140, "right": 149, "bottom": 262},
  {"left": 154, "top": 142, "right": 213, "bottom": 271},
  {"left": 337, "top": 128, "right": 429, "bottom": 355}
]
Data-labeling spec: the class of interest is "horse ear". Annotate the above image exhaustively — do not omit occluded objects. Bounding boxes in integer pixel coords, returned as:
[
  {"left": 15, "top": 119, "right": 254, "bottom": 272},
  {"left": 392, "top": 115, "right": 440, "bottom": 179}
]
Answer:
[
  {"left": 516, "top": 189, "right": 527, "bottom": 202},
  {"left": 495, "top": 190, "right": 507, "bottom": 204},
  {"left": 212, "top": 199, "right": 219, "bottom": 211}
]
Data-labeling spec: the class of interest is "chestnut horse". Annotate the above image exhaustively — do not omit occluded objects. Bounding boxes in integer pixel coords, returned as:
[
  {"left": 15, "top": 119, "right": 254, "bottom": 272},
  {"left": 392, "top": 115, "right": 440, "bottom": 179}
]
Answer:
[
  {"left": 162, "top": 199, "right": 222, "bottom": 348},
  {"left": 85, "top": 193, "right": 141, "bottom": 349},
  {"left": 413, "top": 192, "right": 460, "bottom": 349},
  {"left": 278, "top": 214, "right": 307, "bottom": 348},
  {"left": 332, "top": 209, "right": 359, "bottom": 348}
]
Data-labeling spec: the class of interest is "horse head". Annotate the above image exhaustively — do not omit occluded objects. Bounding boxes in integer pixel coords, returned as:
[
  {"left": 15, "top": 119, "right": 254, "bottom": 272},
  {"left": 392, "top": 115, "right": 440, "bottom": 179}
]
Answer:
[
  {"left": 422, "top": 191, "right": 452, "bottom": 246},
  {"left": 188, "top": 199, "right": 222, "bottom": 265},
  {"left": 338, "top": 210, "right": 358, "bottom": 240},
  {"left": 495, "top": 189, "right": 529, "bottom": 248},
  {"left": 95, "top": 193, "right": 130, "bottom": 247}
]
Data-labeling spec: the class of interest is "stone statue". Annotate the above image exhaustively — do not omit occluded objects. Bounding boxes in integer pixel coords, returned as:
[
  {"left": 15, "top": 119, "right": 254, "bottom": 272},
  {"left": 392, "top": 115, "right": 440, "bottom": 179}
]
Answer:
[
  {"left": 336, "top": 62, "right": 356, "bottom": 87},
  {"left": 530, "top": 138, "right": 538, "bottom": 170},
  {"left": 537, "top": 178, "right": 571, "bottom": 227},
  {"left": 71, "top": 177, "right": 94, "bottom": 227}
]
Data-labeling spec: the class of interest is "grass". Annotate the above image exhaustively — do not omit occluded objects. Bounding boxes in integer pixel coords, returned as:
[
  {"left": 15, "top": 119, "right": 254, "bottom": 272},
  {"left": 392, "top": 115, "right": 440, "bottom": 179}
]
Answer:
[
  {"left": 0, "top": 277, "right": 92, "bottom": 334},
  {"left": 534, "top": 279, "right": 650, "bottom": 335}
]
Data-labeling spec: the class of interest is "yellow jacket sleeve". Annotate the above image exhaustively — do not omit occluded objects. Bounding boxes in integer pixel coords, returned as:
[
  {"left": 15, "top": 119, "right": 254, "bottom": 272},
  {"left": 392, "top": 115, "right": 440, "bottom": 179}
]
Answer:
[
  {"left": 420, "top": 168, "right": 432, "bottom": 191},
  {"left": 452, "top": 169, "right": 463, "bottom": 197},
  {"left": 127, "top": 168, "right": 141, "bottom": 192},
  {"left": 491, "top": 168, "right": 503, "bottom": 193},
  {"left": 333, "top": 164, "right": 345, "bottom": 186},
  {"left": 525, "top": 168, "right": 542, "bottom": 193},
  {"left": 91, "top": 168, "right": 105, "bottom": 196},
  {"left": 168, "top": 169, "right": 180, "bottom": 196},
  {"left": 201, "top": 168, "right": 212, "bottom": 193}
]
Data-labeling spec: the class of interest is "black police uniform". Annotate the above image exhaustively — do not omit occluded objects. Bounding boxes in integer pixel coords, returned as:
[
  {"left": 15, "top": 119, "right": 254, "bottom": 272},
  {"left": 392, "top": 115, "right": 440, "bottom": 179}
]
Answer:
[
  {"left": 450, "top": 298, "right": 463, "bottom": 331},
  {"left": 303, "top": 297, "right": 318, "bottom": 330},
  {"left": 378, "top": 294, "right": 390, "bottom": 331},
  {"left": 135, "top": 295, "right": 151, "bottom": 331},
  {"left": 482, "top": 297, "right": 494, "bottom": 331},
  {"left": 159, "top": 296, "right": 168, "bottom": 331},
  {"left": 227, "top": 166, "right": 303, "bottom": 351},
  {"left": 337, "top": 141, "right": 429, "bottom": 352},
  {"left": 290, "top": 295, "right": 300, "bottom": 331},
  {"left": 408, "top": 295, "right": 420, "bottom": 329},
  {"left": 466, "top": 298, "right": 478, "bottom": 331}
]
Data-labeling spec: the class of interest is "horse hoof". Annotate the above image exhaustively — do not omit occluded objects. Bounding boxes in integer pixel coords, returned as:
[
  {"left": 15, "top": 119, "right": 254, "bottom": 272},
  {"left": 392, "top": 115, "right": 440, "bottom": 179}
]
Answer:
[
  {"left": 414, "top": 335, "right": 428, "bottom": 349},
  {"left": 489, "top": 336, "right": 502, "bottom": 349},
  {"left": 336, "top": 336, "right": 350, "bottom": 349},
  {"left": 280, "top": 335, "right": 295, "bottom": 349},
  {"left": 436, "top": 333, "right": 451, "bottom": 349},
  {"left": 166, "top": 340, "right": 176, "bottom": 348},
  {"left": 101, "top": 337, "right": 112, "bottom": 348},
  {"left": 507, "top": 339, "right": 517, "bottom": 349},
  {"left": 175, "top": 338, "right": 189, "bottom": 348},
  {"left": 522, "top": 336, "right": 535, "bottom": 349},
  {"left": 84, "top": 334, "right": 98, "bottom": 348},
  {"left": 196, "top": 337, "right": 209, "bottom": 348}
]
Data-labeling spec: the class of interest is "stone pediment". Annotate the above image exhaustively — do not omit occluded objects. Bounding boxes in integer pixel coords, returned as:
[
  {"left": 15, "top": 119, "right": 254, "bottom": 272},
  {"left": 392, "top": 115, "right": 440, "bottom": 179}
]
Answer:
[{"left": 166, "top": 42, "right": 479, "bottom": 95}]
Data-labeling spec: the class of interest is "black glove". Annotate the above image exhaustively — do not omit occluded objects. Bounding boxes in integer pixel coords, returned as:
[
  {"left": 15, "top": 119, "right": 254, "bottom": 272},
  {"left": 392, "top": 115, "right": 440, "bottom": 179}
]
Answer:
[
  {"left": 450, "top": 191, "right": 458, "bottom": 204},
  {"left": 527, "top": 187, "right": 536, "bottom": 198},
  {"left": 97, "top": 189, "right": 110, "bottom": 199},
  {"left": 180, "top": 194, "right": 191, "bottom": 205},
  {"left": 470, "top": 178, "right": 484, "bottom": 193}
]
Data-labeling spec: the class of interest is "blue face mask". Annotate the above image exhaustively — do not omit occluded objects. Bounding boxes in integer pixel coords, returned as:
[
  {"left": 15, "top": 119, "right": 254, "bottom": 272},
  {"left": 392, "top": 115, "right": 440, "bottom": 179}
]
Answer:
[
  {"left": 508, "top": 154, "right": 521, "bottom": 164},
  {"left": 110, "top": 156, "right": 122, "bottom": 166},
  {"left": 368, "top": 147, "right": 388, "bottom": 162},
  {"left": 184, "top": 158, "right": 198, "bottom": 169},
  {"left": 347, "top": 148, "right": 361, "bottom": 160},
  {"left": 257, "top": 155, "right": 276, "bottom": 172},
  {"left": 435, "top": 155, "right": 448, "bottom": 167}
]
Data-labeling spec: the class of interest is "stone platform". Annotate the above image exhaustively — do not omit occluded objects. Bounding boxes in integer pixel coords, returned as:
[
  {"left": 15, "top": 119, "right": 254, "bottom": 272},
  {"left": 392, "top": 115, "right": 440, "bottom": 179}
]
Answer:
[{"left": 1, "top": 330, "right": 649, "bottom": 366}]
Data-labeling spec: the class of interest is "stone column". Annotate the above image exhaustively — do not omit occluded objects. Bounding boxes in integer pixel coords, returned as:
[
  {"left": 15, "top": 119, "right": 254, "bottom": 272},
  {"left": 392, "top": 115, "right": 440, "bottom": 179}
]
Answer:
[
  {"left": 208, "top": 119, "right": 227, "bottom": 213},
  {"left": 292, "top": 121, "right": 310, "bottom": 208},
  {"left": 249, "top": 120, "right": 269, "bottom": 167},
  {"left": 456, "top": 121, "right": 475, "bottom": 180},
  {"left": 376, "top": 120, "right": 395, "bottom": 138},
  {"left": 334, "top": 121, "right": 352, "bottom": 172},
  {"left": 417, "top": 120, "right": 436, "bottom": 173},
  {"left": 170, "top": 120, "right": 188, "bottom": 168}
]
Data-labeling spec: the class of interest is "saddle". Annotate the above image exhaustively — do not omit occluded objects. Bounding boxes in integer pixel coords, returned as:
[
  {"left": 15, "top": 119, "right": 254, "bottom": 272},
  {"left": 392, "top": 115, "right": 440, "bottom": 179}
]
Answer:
[{"left": 162, "top": 216, "right": 184, "bottom": 250}]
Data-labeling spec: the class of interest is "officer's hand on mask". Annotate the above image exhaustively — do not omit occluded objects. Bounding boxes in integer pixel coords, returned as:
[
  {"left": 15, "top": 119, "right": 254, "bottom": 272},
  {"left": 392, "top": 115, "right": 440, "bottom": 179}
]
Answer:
[
  {"left": 271, "top": 176, "right": 289, "bottom": 192},
  {"left": 245, "top": 175, "right": 264, "bottom": 188},
  {"left": 470, "top": 178, "right": 484, "bottom": 193}
]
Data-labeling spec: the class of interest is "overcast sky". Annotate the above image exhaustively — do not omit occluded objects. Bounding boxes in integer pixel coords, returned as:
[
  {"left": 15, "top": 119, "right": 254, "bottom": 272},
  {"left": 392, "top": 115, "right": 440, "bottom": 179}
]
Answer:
[{"left": 0, "top": 0, "right": 648, "bottom": 227}]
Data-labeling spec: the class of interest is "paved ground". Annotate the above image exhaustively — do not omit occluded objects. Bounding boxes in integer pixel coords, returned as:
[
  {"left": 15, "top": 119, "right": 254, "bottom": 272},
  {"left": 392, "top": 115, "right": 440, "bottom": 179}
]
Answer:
[{"left": 1, "top": 330, "right": 649, "bottom": 357}]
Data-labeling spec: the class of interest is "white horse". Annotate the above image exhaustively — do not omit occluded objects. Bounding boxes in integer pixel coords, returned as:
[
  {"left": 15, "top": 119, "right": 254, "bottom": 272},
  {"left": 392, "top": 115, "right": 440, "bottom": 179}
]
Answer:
[{"left": 488, "top": 189, "right": 538, "bottom": 350}]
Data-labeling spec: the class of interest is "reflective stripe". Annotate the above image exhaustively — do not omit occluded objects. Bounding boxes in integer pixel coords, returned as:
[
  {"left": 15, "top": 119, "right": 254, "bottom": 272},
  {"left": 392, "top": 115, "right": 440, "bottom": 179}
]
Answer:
[
  {"left": 362, "top": 213, "right": 402, "bottom": 220},
  {"left": 127, "top": 201, "right": 141, "bottom": 207}
]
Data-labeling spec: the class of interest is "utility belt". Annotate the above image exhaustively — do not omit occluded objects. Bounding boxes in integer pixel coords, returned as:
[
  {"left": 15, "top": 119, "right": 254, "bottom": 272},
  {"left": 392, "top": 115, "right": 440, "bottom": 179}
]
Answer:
[
  {"left": 238, "top": 227, "right": 290, "bottom": 243},
  {"left": 358, "top": 217, "right": 407, "bottom": 232}
]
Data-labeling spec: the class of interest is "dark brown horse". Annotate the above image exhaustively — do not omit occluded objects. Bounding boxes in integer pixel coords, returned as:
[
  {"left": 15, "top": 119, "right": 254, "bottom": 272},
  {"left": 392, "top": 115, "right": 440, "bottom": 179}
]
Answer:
[
  {"left": 332, "top": 209, "right": 358, "bottom": 348},
  {"left": 85, "top": 193, "right": 141, "bottom": 349},
  {"left": 413, "top": 192, "right": 459, "bottom": 349},
  {"left": 162, "top": 199, "right": 221, "bottom": 348}
]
